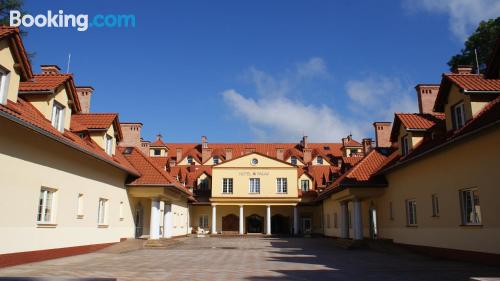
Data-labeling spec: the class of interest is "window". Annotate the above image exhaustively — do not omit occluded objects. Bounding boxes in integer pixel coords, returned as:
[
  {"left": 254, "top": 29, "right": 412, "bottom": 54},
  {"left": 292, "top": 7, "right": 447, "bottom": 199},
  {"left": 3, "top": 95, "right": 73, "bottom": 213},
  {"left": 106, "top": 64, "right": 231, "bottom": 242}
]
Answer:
[
  {"left": 406, "top": 199, "right": 417, "bottom": 226},
  {"left": 51, "top": 101, "right": 65, "bottom": 132},
  {"left": 213, "top": 156, "right": 219, "bottom": 164},
  {"left": 153, "top": 149, "right": 161, "bottom": 156},
  {"left": 316, "top": 156, "right": 323, "bottom": 164},
  {"left": 452, "top": 102, "right": 466, "bottom": 130},
  {"left": 105, "top": 134, "right": 113, "bottom": 155},
  {"left": 119, "top": 201, "right": 124, "bottom": 221},
  {"left": 77, "top": 193, "right": 84, "bottom": 218},
  {"left": 460, "top": 188, "right": 481, "bottom": 225},
  {"left": 326, "top": 214, "right": 331, "bottom": 228},
  {"left": 199, "top": 178, "right": 209, "bottom": 191},
  {"left": 401, "top": 135, "right": 409, "bottom": 156},
  {"left": 431, "top": 194, "right": 439, "bottom": 217},
  {"left": 98, "top": 198, "right": 108, "bottom": 225},
  {"left": 290, "top": 156, "right": 297, "bottom": 165},
  {"left": 37, "top": 188, "right": 56, "bottom": 223},
  {"left": 276, "top": 178, "right": 288, "bottom": 193},
  {"left": 249, "top": 178, "right": 260, "bottom": 193},
  {"left": 187, "top": 156, "right": 193, "bottom": 164},
  {"left": 0, "top": 67, "right": 10, "bottom": 105},
  {"left": 222, "top": 178, "right": 233, "bottom": 194},
  {"left": 389, "top": 201, "right": 394, "bottom": 220},
  {"left": 333, "top": 212, "right": 338, "bottom": 228},
  {"left": 300, "top": 179, "right": 310, "bottom": 192},
  {"left": 199, "top": 215, "right": 209, "bottom": 228}
]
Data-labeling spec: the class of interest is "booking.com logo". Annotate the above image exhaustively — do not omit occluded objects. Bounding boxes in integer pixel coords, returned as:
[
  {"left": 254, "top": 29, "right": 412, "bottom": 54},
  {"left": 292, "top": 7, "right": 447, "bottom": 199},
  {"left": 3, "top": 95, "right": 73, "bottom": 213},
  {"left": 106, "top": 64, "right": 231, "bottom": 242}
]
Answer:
[{"left": 9, "top": 10, "right": 135, "bottom": 31}]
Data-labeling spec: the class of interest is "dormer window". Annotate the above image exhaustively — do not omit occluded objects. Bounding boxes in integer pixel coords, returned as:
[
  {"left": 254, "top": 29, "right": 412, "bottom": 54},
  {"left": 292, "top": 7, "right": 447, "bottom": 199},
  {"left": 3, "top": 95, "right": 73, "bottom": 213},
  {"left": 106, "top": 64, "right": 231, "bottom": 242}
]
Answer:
[
  {"left": 401, "top": 135, "right": 409, "bottom": 156},
  {"left": 105, "top": 134, "right": 113, "bottom": 155},
  {"left": 290, "top": 156, "right": 297, "bottom": 165},
  {"left": 0, "top": 67, "right": 10, "bottom": 104},
  {"left": 187, "top": 156, "right": 193, "bottom": 164},
  {"left": 316, "top": 156, "right": 323, "bottom": 165},
  {"left": 213, "top": 156, "right": 219, "bottom": 164},
  {"left": 452, "top": 102, "right": 465, "bottom": 130},
  {"left": 153, "top": 149, "right": 161, "bottom": 156},
  {"left": 51, "top": 101, "right": 65, "bottom": 132}
]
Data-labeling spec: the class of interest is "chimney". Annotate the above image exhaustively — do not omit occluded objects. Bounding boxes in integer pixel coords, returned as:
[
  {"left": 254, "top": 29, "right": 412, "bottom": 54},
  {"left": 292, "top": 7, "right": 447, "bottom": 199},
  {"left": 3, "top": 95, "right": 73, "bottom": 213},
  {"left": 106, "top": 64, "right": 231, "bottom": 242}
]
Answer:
[
  {"left": 453, "top": 65, "right": 473, "bottom": 74},
  {"left": 373, "top": 122, "right": 392, "bottom": 148},
  {"left": 415, "top": 84, "right": 439, "bottom": 114},
  {"left": 119, "top": 122, "right": 143, "bottom": 148},
  {"left": 362, "top": 138, "right": 373, "bottom": 155},
  {"left": 303, "top": 148, "right": 312, "bottom": 164},
  {"left": 40, "top": 64, "right": 60, "bottom": 74},
  {"left": 201, "top": 135, "right": 208, "bottom": 149},
  {"left": 176, "top": 148, "right": 183, "bottom": 162},
  {"left": 336, "top": 158, "right": 343, "bottom": 168},
  {"left": 225, "top": 148, "right": 233, "bottom": 160},
  {"left": 302, "top": 136, "right": 309, "bottom": 148},
  {"left": 169, "top": 159, "right": 176, "bottom": 167},
  {"left": 276, "top": 148, "right": 285, "bottom": 160},
  {"left": 342, "top": 137, "right": 348, "bottom": 147},
  {"left": 140, "top": 140, "right": 150, "bottom": 155},
  {"left": 75, "top": 86, "right": 94, "bottom": 113}
]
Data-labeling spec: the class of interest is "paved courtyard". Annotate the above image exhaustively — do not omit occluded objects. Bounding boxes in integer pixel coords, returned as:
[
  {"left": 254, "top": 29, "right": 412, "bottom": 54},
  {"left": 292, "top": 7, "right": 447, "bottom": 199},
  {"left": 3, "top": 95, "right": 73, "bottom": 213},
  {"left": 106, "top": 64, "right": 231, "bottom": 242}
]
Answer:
[{"left": 0, "top": 237, "right": 499, "bottom": 281}]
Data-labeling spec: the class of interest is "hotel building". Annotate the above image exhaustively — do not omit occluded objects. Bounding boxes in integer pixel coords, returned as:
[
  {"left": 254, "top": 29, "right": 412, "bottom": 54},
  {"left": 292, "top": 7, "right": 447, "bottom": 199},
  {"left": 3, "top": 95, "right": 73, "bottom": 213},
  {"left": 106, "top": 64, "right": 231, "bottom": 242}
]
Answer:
[{"left": 0, "top": 26, "right": 499, "bottom": 267}]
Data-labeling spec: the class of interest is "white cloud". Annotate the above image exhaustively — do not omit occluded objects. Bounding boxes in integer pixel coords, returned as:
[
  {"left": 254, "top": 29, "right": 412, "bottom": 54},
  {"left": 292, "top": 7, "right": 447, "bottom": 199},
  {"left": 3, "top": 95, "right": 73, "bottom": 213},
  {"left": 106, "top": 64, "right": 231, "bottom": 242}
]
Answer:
[
  {"left": 405, "top": 0, "right": 500, "bottom": 40},
  {"left": 222, "top": 58, "right": 417, "bottom": 142}
]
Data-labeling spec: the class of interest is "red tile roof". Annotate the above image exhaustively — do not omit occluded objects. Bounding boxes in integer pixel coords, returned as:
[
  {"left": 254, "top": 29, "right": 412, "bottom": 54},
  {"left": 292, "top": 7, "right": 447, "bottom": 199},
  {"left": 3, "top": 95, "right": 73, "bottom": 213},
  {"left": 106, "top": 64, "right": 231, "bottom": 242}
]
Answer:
[
  {"left": 445, "top": 74, "right": 500, "bottom": 92},
  {"left": 19, "top": 74, "right": 72, "bottom": 92},
  {"left": 0, "top": 26, "right": 32, "bottom": 80},
  {"left": 390, "top": 113, "right": 445, "bottom": 142},
  {"left": 0, "top": 98, "right": 138, "bottom": 176},
  {"left": 343, "top": 139, "right": 362, "bottom": 147},
  {"left": 71, "top": 113, "right": 117, "bottom": 130}
]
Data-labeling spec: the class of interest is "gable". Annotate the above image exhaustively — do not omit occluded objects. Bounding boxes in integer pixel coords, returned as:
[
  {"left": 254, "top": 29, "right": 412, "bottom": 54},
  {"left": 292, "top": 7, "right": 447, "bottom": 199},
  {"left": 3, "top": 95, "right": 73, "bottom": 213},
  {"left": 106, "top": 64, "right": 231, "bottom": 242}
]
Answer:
[{"left": 214, "top": 152, "right": 294, "bottom": 168}]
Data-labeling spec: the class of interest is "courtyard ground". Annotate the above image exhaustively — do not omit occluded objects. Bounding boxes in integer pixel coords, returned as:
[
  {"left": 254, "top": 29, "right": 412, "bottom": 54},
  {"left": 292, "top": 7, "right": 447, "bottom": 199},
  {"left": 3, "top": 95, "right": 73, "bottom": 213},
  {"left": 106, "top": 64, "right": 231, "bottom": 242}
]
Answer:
[{"left": 0, "top": 237, "right": 499, "bottom": 281}]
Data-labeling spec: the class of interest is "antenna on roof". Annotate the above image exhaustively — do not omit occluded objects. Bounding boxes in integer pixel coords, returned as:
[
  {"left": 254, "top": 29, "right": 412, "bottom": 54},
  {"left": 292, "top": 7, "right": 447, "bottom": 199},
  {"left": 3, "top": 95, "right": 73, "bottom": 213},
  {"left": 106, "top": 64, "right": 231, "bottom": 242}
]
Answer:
[
  {"left": 474, "top": 48, "right": 480, "bottom": 74},
  {"left": 66, "top": 53, "right": 71, "bottom": 73}
]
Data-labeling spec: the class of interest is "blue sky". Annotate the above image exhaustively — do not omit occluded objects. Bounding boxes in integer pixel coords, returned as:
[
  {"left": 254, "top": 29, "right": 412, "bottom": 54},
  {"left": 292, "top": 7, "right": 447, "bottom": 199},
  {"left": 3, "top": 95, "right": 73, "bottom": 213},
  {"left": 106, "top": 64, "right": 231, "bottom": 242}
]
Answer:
[{"left": 21, "top": 0, "right": 499, "bottom": 143}]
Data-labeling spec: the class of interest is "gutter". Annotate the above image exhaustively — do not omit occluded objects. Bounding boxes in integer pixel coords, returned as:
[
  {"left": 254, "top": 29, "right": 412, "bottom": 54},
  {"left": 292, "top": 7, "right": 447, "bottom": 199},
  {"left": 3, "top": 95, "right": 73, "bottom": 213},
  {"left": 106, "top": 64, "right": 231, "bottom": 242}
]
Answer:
[
  {"left": 462, "top": 90, "right": 500, "bottom": 94},
  {"left": 379, "top": 119, "right": 500, "bottom": 175},
  {"left": 0, "top": 110, "right": 140, "bottom": 177},
  {"left": 18, "top": 90, "right": 55, "bottom": 95}
]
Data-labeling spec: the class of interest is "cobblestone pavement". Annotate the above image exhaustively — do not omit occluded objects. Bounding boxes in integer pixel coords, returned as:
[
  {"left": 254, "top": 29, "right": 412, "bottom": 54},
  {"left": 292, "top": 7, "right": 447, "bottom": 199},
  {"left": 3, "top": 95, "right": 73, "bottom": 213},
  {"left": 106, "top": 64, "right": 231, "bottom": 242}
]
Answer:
[{"left": 1, "top": 237, "right": 499, "bottom": 281}]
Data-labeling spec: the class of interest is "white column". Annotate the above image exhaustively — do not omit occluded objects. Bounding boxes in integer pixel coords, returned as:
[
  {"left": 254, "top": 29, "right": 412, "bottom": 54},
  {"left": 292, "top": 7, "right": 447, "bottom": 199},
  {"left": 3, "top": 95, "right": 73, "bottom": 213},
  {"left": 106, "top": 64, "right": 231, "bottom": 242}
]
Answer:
[
  {"left": 266, "top": 205, "right": 271, "bottom": 235},
  {"left": 239, "top": 205, "right": 244, "bottom": 235},
  {"left": 163, "top": 203, "right": 172, "bottom": 238},
  {"left": 353, "top": 199, "right": 363, "bottom": 240},
  {"left": 149, "top": 199, "right": 160, "bottom": 239},
  {"left": 340, "top": 201, "right": 349, "bottom": 239},
  {"left": 293, "top": 206, "right": 299, "bottom": 235},
  {"left": 211, "top": 205, "right": 217, "bottom": 234}
]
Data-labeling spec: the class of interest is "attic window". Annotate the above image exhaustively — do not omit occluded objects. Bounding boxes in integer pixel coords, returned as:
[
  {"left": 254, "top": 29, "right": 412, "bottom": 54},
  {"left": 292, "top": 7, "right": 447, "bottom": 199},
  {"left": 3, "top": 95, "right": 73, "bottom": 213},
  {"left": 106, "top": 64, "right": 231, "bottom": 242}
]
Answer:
[
  {"left": 51, "top": 101, "right": 65, "bottom": 132},
  {"left": 213, "top": 156, "right": 219, "bottom": 164},
  {"left": 105, "top": 134, "right": 113, "bottom": 155},
  {"left": 123, "top": 147, "right": 133, "bottom": 154},
  {"left": 452, "top": 102, "right": 465, "bottom": 130},
  {"left": 187, "top": 156, "right": 193, "bottom": 164},
  {"left": 401, "top": 136, "right": 409, "bottom": 156},
  {"left": 316, "top": 156, "right": 323, "bottom": 164},
  {"left": 0, "top": 67, "right": 10, "bottom": 105},
  {"left": 290, "top": 156, "right": 297, "bottom": 165},
  {"left": 153, "top": 149, "right": 161, "bottom": 156},
  {"left": 323, "top": 146, "right": 330, "bottom": 150}
]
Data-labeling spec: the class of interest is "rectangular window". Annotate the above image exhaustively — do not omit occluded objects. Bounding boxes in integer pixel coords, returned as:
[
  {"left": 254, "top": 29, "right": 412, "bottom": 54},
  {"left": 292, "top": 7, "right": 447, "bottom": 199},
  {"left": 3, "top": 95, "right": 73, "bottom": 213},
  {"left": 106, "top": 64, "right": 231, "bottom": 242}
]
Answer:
[
  {"left": 406, "top": 199, "right": 417, "bottom": 226},
  {"left": 300, "top": 179, "right": 310, "bottom": 192},
  {"left": 199, "top": 215, "right": 209, "bottom": 228},
  {"left": 0, "top": 67, "right": 10, "bottom": 105},
  {"left": 37, "top": 188, "right": 56, "bottom": 223},
  {"left": 249, "top": 178, "right": 260, "bottom": 193},
  {"left": 389, "top": 201, "right": 394, "bottom": 220},
  {"left": 333, "top": 212, "right": 338, "bottom": 228},
  {"left": 98, "top": 198, "right": 108, "bottom": 225},
  {"left": 222, "top": 178, "right": 233, "bottom": 194},
  {"left": 51, "top": 101, "right": 65, "bottom": 132},
  {"left": 105, "top": 134, "right": 113, "bottom": 155},
  {"left": 460, "top": 188, "right": 481, "bottom": 225},
  {"left": 276, "top": 178, "right": 288, "bottom": 193},
  {"left": 290, "top": 156, "right": 297, "bottom": 165},
  {"left": 213, "top": 156, "right": 219, "bottom": 164},
  {"left": 431, "top": 194, "right": 440, "bottom": 217},
  {"left": 452, "top": 102, "right": 466, "bottom": 130},
  {"left": 199, "top": 179, "right": 209, "bottom": 191},
  {"left": 401, "top": 136, "right": 409, "bottom": 156},
  {"left": 119, "top": 201, "right": 124, "bottom": 221},
  {"left": 316, "top": 156, "right": 323, "bottom": 164},
  {"left": 153, "top": 149, "right": 161, "bottom": 156},
  {"left": 187, "top": 156, "right": 193, "bottom": 164},
  {"left": 77, "top": 193, "right": 84, "bottom": 218}
]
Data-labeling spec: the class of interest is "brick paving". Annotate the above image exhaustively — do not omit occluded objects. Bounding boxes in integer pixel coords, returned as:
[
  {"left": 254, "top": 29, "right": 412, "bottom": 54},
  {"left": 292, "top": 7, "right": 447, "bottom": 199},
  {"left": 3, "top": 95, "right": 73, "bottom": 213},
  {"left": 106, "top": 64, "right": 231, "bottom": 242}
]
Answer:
[{"left": 0, "top": 237, "right": 499, "bottom": 281}]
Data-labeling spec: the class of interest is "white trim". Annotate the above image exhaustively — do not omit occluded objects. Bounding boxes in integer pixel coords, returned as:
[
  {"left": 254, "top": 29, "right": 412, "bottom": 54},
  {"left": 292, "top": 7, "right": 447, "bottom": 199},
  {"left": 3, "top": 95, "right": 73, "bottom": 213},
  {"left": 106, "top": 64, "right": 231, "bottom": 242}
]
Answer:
[{"left": 0, "top": 67, "right": 10, "bottom": 105}]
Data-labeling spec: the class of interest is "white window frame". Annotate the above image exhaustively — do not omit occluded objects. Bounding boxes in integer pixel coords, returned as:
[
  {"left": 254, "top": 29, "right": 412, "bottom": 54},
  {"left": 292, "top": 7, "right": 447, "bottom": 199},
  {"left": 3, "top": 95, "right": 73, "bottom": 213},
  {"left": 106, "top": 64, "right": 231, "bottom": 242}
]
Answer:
[
  {"left": 187, "top": 156, "right": 193, "bottom": 164},
  {"left": 300, "top": 179, "right": 310, "bottom": 192},
  {"left": 276, "top": 178, "right": 288, "bottom": 194},
  {"left": 290, "top": 156, "right": 297, "bottom": 165},
  {"left": 452, "top": 102, "right": 466, "bottom": 130},
  {"left": 199, "top": 214, "right": 209, "bottom": 228},
  {"left": 431, "top": 194, "right": 440, "bottom": 217},
  {"left": 98, "top": 198, "right": 108, "bottom": 226},
  {"left": 316, "top": 156, "right": 323, "bottom": 164},
  {"left": 406, "top": 199, "right": 417, "bottom": 226},
  {"left": 249, "top": 178, "right": 260, "bottom": 193},
  {"left": 37, "top": 187, "right": 57, "bottom": 224},
  {"left": 0, "top": 67, "right": 10, "bottom": 105},
  {"left": 77, "top": 193, "right": 84, "bottom": 219},
  {"left": 401, "top": 135, "right": 409, "bottom": 156},
  {"left": 460, "top": 188, "right": 481, "bottom": 225},
  {"left": 105, "top": 134, "right": 113, "bottom": 155},
  {"left": 213, "top": 156, "right": 219, "bottom": 165},
  {"left": 119, "top": 201, "right": 124, "bottom": 221},
  {"left": 51, "top": 101, "right": 65, "bottom": 132},
  {"left": 222, "top": 178, "right": 233, "bottom": 194}
]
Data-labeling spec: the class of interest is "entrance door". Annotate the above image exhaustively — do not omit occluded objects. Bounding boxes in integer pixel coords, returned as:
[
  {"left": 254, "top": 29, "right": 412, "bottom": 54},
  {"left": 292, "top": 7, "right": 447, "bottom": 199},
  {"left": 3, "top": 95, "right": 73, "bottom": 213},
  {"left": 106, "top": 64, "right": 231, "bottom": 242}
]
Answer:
[
  {"left": 271, "top": 214, "right": 290, "bottom": 235},
  {"left": 246, "top": 214, "right": 263, "bottom": 233},
  {"left": 222, "top": 214, "right": 239, "bottom": 232},
  {"left": 134, "top": 204, "right": 144, "bottom": 238},
  {"left": 302, "top": 218, "right": 312, "bottom": 234},
  {"left": 369, "top": 207, "right": 378, "bottom": 239}
]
